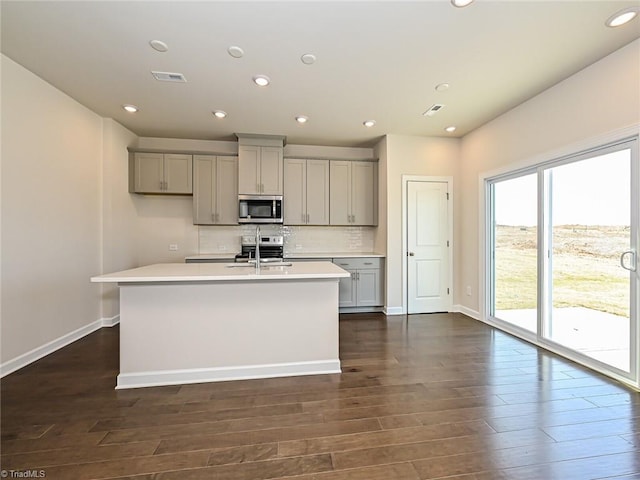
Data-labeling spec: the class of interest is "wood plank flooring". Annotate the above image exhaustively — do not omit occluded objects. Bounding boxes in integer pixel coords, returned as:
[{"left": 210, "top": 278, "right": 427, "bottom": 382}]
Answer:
[{"left": 2, "top": 312, "right": 640, "bottom": 479}]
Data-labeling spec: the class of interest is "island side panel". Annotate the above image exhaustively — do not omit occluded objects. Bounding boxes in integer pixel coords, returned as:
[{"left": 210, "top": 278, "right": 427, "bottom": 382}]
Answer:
[{"left": 117, "top": 279, "right": 340, "bottom": 388}]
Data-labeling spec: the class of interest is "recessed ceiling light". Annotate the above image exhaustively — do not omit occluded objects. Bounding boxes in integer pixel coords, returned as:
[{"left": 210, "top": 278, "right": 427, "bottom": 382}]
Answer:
[
  {"left": 295, "top": 115, "right": 308, "bottom": 124},
  {"left": 228, "top": 46, "right": 244, "bottom": 58},
  {"left": 605, "top": 7, "right": 639, "bottom": 27},
  {"left": 253, "top": 75, "right": 270, "bottom": 87},
  {"left": 363, "top": 120, "right": 376, "bottom": 128},
  {"left": 212, "top": 110, "right": 227, "bottom": 119},
  {"left": 301, "top": 53, "right": 317, "bottom": 65},
  {"left": 451, "top": 0, "right": 474, "bottom": 7},
  {"left": 149, "top": 40, "right": 168, "bottom": 52},
  {"left": 122, "top": 104, "right": 138, "bottom": 113},
  {"left": 445, "top": 126, "right": 457, "bottom": 133},
  {"left": 435, "top": 83, "right": 450, "bottom": 92}
]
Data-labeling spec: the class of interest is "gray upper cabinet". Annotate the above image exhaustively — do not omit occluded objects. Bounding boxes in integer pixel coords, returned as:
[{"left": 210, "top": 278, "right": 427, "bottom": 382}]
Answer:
[
  {"left": 193, "top": 155, "right": 238, "bottom": 225},
  {"left": 329, "top": 160, "right": 377, "bottom": 226},
  {"left": 131, "top": 152, "right": 193, "bottom": 194},
  {"left": 238, "top": 145, "right": 283, "bottom": 195},
  {"left": 284, "top": 158, "right": 329, "bottom": 225}
]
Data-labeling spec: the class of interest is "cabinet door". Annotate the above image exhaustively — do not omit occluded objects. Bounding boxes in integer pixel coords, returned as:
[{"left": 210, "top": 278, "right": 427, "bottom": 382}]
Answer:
[
  {"left": 238, "top": 145, "right": 261, "bottom": 194},
  {"left": 164, "top": 154, "right": 193, "bottom": 194},
  {"left": 351, "top": 161, "right": 376, "bottom": 225},
  {"left": 337, "top": 269, "right": 357, "bottom": 307},
  {"left": 356, "top": 269, "right": 381, "bottom": 306},
  {"left": 259, "top": 146, "right": 283, "bottom": 194},
  {"left": 134, "top": 152, "right": 164, "bottom": 193},
  {"left": 193, "top": 155, "right": 215, "bottom": 225},
  {"left": 215, "top": 156, "right": 238, "bottom": 224},
  {"left": 284, "top": 158, "right": 307, "bottom": 225},
  {"left": 306, "top": 160, "right": 330, "bottom": 225},
  {"left": 329, "top": 161, "right": 352, "bottom": 225}
]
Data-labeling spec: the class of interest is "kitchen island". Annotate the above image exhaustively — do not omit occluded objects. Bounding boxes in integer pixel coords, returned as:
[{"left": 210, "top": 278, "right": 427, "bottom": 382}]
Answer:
[{"left": 92, "top": 262, "right": 349, "bottom": 389}]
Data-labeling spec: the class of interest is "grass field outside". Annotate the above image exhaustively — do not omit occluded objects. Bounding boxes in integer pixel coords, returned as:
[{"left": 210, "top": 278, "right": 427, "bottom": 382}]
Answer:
[{"left": 494, "top": 224, "right": 630, "bottom": 318}]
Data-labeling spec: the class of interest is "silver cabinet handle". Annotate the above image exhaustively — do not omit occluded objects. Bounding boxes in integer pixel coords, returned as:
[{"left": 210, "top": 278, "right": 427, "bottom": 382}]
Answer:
[{"left": 620, "top": 250, "right": 637, "bottom": 272}]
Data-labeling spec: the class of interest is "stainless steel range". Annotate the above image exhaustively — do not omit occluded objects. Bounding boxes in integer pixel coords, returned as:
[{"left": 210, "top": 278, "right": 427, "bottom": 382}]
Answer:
[{"left": 234, "top": 235, "right": 284, "bottom": 263}]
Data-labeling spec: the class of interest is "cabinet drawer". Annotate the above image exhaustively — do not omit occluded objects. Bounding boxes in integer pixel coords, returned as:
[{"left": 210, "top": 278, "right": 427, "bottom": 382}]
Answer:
[{"left": 333, "top": 257, "right": 382, "bottom": 269}]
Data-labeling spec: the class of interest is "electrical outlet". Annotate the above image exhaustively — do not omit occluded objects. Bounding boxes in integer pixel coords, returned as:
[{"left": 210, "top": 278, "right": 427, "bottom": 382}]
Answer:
[
  {"left": 466, "top": 286, "right": 472, "bottom": 296},
  {"left": 169, "top": 244, "right": 178, "bottom": 251},
  {"left": 217, "top": 245, "right": 227, "bottom": 251},
  {"left": 295, "top": 244, "right": 303, "bottom": 250}
]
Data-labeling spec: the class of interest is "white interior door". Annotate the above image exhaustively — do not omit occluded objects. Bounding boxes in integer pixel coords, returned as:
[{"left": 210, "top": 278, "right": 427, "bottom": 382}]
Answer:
[{"left": 407, "top": 181, "right": 450, "bottom": 313}]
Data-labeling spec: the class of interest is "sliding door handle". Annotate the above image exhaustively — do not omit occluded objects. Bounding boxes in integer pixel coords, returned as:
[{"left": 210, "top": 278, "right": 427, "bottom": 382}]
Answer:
[{"left": 620, "top": 250, "right": 637, "bottom": 272}]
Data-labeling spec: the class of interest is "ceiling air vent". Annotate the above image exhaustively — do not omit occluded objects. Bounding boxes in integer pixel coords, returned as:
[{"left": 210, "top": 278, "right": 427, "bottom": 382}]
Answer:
[
  {"left": 423, "top": 104, "right": 445, "bottom": 117},
  {"left": 151, "top": 71, "right": 187, "bottom": 82}
]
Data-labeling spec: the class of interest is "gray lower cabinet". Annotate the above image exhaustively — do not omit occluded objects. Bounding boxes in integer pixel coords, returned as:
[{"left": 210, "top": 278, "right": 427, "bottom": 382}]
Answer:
[
  {"left": 193, "top": 155, "right": 238, "bottom": 225},
  {"left": 332, "top": 257, "right": 383, "bottom": 308}
]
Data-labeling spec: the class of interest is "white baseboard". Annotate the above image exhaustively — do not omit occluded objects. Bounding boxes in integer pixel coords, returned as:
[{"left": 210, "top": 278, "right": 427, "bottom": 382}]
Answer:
[
  {"left": 101, "top": 314, "right": 121, "bottom": 327},
  {"left": 384, "top": 306, "right": 404, "bottom": 315},
  {"left": 116, "top": 359, "right": 341, "bottom": 389},
  {"left": 0, "top": 315, "right": 120, "bottom": 378},
  {"left": 453, "top": 304, "right": 481, "bottom": 320}
]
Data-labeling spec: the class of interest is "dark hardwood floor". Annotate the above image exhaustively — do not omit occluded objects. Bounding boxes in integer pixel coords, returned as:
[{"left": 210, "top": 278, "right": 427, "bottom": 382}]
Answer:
[{"left": 2, "top": 313, "right": 640, "bottom": 479}]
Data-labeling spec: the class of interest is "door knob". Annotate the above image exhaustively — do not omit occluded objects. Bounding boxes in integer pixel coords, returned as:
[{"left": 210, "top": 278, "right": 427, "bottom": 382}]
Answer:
[{"left": 408, "top": 252, "right": 415, "bottom": 256}]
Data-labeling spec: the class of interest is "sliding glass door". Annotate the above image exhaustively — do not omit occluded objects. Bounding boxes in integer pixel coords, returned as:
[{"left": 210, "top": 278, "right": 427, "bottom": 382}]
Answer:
[
  {"left": 488, "top": 138, "right": 638, "bottom": 383},
  {"left": 490, "top": 173, "right": 538, "bottom": 333},
  {"left": 543, "top": 149, "right": 633, "bottom": 372}
]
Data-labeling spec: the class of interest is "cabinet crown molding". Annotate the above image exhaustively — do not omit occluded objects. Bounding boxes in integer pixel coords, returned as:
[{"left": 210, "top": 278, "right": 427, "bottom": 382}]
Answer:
[{"left": 235, "top": 133, "right": 286, "bottom": 147}]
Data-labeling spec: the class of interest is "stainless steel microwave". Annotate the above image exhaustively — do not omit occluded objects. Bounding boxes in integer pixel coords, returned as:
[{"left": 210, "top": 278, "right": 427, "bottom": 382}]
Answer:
[{"left": 238, "top": 195, "right": 283, "bottom": 224}]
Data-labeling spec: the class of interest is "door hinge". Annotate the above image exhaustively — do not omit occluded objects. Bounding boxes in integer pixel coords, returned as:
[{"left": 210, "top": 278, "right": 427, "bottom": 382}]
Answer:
[
  {"left": 447, "top": 288, "right": 450, "bottom": 295},
  {"left": 447, "top": 240, "right": 450, "bottom": 247},
  {"left": 446, "top": 192, "right": 449, "bottom": 200}
]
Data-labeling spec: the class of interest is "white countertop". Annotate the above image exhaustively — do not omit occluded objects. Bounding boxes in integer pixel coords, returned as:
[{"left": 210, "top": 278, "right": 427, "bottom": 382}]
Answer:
[
  {"left": 91, "top": 261, "right": 350, "bottom": 283},
  {"left": 185, "top": 252, "right": 385, "bottom": 261}
]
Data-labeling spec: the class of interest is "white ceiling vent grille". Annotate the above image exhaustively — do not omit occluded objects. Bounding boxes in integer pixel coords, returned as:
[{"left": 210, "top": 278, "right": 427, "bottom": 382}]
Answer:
[
  {"left": 151, "top": 71, "right": 187, "bottom": 82},
  {"left": 422, "top": 104, "right": 445, "bottom": 117}
]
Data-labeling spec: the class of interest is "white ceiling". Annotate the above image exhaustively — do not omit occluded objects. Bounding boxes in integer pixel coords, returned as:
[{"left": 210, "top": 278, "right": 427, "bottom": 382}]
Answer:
[{"left": 2, "top": 1, "right": 639, "bottom": 147}]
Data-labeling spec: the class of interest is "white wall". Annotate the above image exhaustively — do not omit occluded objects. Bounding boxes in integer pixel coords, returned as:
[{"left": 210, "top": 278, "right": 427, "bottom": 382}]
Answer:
[
  {"left": 1, "top": 55, "right": 104, "bottom": 365},
  {"left": 380, "top": 134, "right": 461, "bottom": 312},
  {"left": 459, "top": 39, "right": 640, "bottom": 317},
  {"left": 101, "top": 119, "right": 139, "bottom": 318}
]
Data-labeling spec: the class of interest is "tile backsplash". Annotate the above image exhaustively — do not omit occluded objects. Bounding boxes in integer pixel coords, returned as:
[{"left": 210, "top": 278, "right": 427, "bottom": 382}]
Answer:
[{"left": 199, "top": 225, "right": 376, "bottom": 255}]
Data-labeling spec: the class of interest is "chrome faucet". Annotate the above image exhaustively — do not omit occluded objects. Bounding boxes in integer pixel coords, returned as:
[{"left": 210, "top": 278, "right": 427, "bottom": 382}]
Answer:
[{"left": 254, "top": 226, "right": 261, "bottom": 272}]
